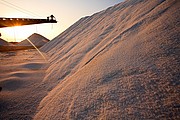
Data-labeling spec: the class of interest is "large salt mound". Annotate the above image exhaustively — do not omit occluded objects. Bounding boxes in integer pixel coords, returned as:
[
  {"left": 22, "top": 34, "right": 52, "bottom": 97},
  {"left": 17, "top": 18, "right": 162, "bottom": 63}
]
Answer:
[
  {"left": 18, "top": 33, "right": 49, "bottom": 47},
  {"left": 35, "top": 0, "right": 180, "bottom": 119},
  {"left": 0, "top": 38, "right": 13, "bottom": 46}
]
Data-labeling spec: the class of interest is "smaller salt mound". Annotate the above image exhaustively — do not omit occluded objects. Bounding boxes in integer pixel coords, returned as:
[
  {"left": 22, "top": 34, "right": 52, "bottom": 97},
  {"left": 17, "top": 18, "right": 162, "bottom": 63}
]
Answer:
[
  {"left": 17, "top": 33, "right": 49, "bottom": 47},
  {"left": 0, "top": 38, "right": 13, "bottom": 46}
]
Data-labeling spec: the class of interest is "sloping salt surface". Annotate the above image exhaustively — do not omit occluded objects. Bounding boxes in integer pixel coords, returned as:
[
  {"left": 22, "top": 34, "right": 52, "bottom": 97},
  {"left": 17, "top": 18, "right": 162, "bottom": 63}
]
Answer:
[
  {"left": 0, "top": 38, "right": 13, "bottom": 46},
  {"left": 0, "top": 49, "right": 48, "bottom": 119},
  {"left": 17, "top": 33, "right": 49, "bottom": 46},
  {"left": 36, "top": 0, "right": 180, "bottom": 119}
]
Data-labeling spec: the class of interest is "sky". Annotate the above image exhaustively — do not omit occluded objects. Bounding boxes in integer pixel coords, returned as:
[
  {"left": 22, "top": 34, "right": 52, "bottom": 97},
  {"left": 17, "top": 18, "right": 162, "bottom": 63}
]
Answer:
[{"left": 0, "top": 0, "right": 124, "bottom": 42}]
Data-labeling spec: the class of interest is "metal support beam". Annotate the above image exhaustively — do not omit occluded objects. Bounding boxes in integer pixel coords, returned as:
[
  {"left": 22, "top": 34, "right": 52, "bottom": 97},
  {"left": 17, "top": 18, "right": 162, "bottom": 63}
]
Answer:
[{"left": 0, "top": 15, "right": 57, "bottom": 28}]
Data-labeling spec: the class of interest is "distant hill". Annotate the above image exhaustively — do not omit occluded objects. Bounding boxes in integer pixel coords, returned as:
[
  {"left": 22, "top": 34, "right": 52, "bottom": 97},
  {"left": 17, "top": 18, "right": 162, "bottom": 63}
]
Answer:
[{"left": 17, "top": 33, "right": 49, "bottom": 47}]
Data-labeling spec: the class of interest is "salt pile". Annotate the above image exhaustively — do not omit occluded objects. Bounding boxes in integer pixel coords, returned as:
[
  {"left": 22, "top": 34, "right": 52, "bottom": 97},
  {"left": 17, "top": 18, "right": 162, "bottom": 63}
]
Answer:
[
  {"left": 18, "top": 33, "right": 49, "bottom": 47},
  {"left": 35, "top": 0, "right": 180, "bottom": 119}
]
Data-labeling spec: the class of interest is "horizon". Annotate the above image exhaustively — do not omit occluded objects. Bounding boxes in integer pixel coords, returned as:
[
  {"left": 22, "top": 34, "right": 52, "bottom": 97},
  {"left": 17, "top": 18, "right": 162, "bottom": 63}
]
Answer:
[{"left": 0, "top": 0, "right": 124, "bottom": 42}]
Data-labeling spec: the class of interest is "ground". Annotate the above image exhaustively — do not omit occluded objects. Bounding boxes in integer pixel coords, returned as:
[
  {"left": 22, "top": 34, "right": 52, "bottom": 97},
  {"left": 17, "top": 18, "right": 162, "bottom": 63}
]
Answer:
[{"left": 0, "top": 49, "right": 48, "bottom": 119}]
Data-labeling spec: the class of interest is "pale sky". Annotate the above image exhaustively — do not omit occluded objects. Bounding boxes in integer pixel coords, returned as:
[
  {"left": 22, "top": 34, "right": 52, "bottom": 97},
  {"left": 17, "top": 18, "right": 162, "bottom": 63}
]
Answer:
[{"left": 0, "top": 0, "right": 124, "bottom": 42}]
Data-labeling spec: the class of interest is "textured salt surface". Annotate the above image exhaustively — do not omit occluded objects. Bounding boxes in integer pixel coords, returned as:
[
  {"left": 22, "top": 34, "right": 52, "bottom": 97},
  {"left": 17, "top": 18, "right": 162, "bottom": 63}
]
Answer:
[
  {"left": 35, "top": 0, "right": 180, "bottom": 119},
  {"left": 0, "top": 49, "right": 48, "bottom": 119}
]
